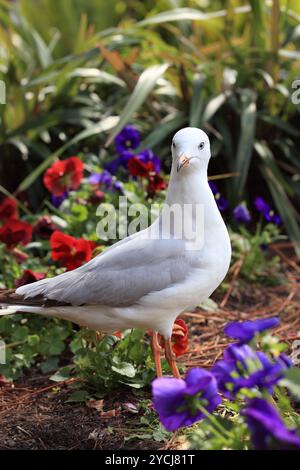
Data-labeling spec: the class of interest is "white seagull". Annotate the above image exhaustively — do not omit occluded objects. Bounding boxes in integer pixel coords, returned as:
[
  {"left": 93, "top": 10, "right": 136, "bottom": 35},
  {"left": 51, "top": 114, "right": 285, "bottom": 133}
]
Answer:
[{"left": 0, "top": 127, "right": 231, "bottom": 378}]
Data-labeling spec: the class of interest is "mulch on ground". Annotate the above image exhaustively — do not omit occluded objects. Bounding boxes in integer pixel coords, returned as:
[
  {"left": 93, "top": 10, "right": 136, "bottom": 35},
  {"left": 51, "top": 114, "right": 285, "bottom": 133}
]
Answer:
[{"left": 0, "top": 242, "right": 299, "bottom": 450}]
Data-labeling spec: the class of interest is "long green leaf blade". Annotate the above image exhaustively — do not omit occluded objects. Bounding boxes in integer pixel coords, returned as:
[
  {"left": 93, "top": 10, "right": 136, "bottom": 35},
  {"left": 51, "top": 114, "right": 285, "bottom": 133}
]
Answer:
[
  {"left": 232, "top": 91, "right": 257, "bottom": 200},
  {"left": 105, "top": 63, "right": 169, "bottom": 147}
]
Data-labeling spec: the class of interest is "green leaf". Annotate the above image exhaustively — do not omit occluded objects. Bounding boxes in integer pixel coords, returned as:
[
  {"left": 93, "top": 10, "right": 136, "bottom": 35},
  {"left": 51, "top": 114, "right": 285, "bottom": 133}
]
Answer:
[
  {"left": 260, "top": 163, "right": 300, "bottom": 256},
  {"left": 249, "top": 0, "right": 267, "bottom": 48},
  {"left": 189, "top": 76, "right": 205, "bottom": 127},
  {"left": 255, "top": 141, "right": 293, "bottom": 196},
  {"left": 279, "top": 49, "right": 300, "bottom": 60},
  {"left": 105, "top": 63, "right": 169, "bottom": 146},
  {"left": 112, "top": 359, "right": 136, "bottom": 378},
  {"left": 31, "top": 30, "right": 53, "bottom": 69},
  {"left": 69, "top": 67, "right": 125, "bottom": 87},
  {"left": 232, "top": 90, "right": 257, "bottom": 200},
  {"left": 281, "top": 368, "right": 300, "bottom": 400},
  {"left": 27, "top": 334, "right": 40, "bottom": 346},
  {"left": 136, "top": 7, "right": 234, "bottom": 27},
  {"left": 39, "top": 357, "right": 59, "bottom": 374},
  {"left": 201, "top": 92, "right": 228, "bottom": 124},
  {"left": 71, "top": 203, "right": 88, "bottom": 222},
  {"left": 50, "top": 367, "right": 71, "bottom": 382},
  {"left": 139, "top": 114, "right": 186, "bottom": 150},
  {"left": 66, "top": 390, "right": 90, "bottom": 403},
  {"left": 259, "top": 115, "right": 300, "bottom": 137}
]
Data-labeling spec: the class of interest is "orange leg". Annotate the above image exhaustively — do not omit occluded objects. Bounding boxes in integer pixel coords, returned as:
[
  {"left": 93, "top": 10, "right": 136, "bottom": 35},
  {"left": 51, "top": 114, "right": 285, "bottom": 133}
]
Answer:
[
  {"left": 164, "top": 337, "right": 181, "bottom": 379},
  {"left": 151, "top": 331, "right": 163, "bottom": 378}
]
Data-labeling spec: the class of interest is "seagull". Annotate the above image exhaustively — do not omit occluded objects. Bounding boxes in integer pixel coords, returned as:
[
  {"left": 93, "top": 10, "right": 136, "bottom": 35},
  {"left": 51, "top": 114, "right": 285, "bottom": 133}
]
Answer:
[{"left": 0, "top": 127, "right": 231, "bottom": 378}]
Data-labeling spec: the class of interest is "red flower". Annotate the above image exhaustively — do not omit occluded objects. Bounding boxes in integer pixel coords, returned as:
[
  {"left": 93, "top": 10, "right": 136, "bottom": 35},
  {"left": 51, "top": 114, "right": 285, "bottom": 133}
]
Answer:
[
  {"left": 0, "top": 375, "right": 10, "bottom": 387},
  {"left": 171, "top": 319, "right": 189, "bottom": 356},
  {"left": 89, "top": 190, "right": 105, "bottom": 205},
  {"left": 147, "top": 174, "right": 166, "bottom": 198},
  {"left": 159, "top": 319, "right": 189, "bottom": 357},
  {"left": 50, "top": 231, "right": 93, "bottom": 271},
  {"left": 34, "top": 215, "right": 59, "bottom": 240},
  {"left": 0, "top": 218, "right": 33, "bottom": 250},
  {"left": 15, "top": 269, "right": 45, "bottom": 288},
  {"left": 113, "top": 331, "right": 123, "bottom": 339},
  {"left": 128, "top": 157, "right": 166, "bottom": 198},
  {"left": 128, "top": 157, "right": 154, "bottom": 178},
  {"left": 0, "top": 197, "right": 18, "bottom": 222},
  {"left": 88, "top": 240, "right": 97, "bottom": 252},
  {"left": 43, "top": 156, "right": 83, "bottom": 196}
]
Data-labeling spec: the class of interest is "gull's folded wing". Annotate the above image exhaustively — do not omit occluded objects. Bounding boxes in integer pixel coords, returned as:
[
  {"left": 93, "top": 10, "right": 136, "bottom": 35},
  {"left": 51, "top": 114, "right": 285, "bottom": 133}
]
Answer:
[{"left": 16, "top": 236, "right": 196, "bottom": 307}]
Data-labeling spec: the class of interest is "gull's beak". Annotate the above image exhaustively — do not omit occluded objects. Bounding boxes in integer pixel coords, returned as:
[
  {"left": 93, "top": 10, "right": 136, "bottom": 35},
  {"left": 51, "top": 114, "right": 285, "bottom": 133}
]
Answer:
[{"left": 177, "top": 154, "right": 190, "bottom": 173}]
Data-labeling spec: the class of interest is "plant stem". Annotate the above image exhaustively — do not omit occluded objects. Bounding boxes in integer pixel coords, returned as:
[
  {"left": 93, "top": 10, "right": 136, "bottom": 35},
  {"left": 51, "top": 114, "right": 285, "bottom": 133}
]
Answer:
[{"left": 197, "top": 403, "right": 232, "bottom": 442}]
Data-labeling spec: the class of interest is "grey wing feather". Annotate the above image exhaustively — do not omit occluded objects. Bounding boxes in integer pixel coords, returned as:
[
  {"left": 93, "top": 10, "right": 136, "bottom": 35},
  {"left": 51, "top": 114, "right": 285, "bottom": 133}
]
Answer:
[{"left": 16, "top": 236, "right": 193, "bottom": 307}]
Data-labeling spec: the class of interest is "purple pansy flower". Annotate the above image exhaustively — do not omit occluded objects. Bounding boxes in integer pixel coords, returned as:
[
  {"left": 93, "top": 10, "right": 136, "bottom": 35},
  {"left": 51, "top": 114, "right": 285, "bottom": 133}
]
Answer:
[
  {"left": 89, "top": 170, "right": 113, "bottom": 187},
  {"left": 114, "top": 124, "right": 141, "bottom": 154},
  {"left": 51, "top": 191, "right": 68, "bottom": 208},
  {"left": 104, "top": 157, "right": 122, "bottom": 175},
  {"left": 209, "top": 181, "right": 228, "bottom": 212},
  {"left": 254, "top": 196, "right": 282, "bottom": 225},
  {"left": 272, "top": 214, "right": 282, "bottom": 225},
  {"left": 137, "top": 149, "right": 161, "bottom": 174},
  {"left": 89, "top": 170, "right": 122, "bottom": 192},
  {"left": 212, "top": 343, "right": 290, "bottom": 399},
  {"left": 233, "top": 203, "right": 251, "bottom": 223},
  {"left": 152, "top": 368, "right": 221, "bottom": 432},
  {"left": 224, "top": 317, "right": 279, "bottom": 344},
  {"left": 255, "top": 196, "right": 270, "bottom": 214},
  {"left": 243, "top": 398, "right": 300, "bottom": 450},
  {"left": 104, "top": 151, "right": 133, "bottom": 175},
  {"left": 113, "top": 180, "right": 123, "bottom": 192}
]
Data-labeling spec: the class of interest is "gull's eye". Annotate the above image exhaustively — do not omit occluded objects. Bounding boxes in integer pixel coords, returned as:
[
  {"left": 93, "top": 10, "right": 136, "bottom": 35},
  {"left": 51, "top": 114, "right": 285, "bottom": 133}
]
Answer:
[
  {"left": 199, "top": 142, "right": 205, "bottom": 150},
  {"left": 172, "top": 141, "right": 176, "bottom": 149}
]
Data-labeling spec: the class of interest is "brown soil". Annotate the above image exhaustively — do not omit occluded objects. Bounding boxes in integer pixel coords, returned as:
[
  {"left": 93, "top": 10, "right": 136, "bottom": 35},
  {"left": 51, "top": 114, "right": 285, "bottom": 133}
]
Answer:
[{"left": 0, "top": 243, "right": 299, "bottom": 450}]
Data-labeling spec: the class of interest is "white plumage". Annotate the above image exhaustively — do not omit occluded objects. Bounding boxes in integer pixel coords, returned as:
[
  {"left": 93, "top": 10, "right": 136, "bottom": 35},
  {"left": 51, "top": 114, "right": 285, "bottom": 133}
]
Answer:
[{"left": 1, "top": 127, "right": 231, "bottom": 376}]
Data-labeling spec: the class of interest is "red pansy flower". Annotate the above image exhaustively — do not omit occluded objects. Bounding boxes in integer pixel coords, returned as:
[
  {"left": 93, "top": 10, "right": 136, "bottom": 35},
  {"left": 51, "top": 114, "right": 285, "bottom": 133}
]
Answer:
[
  {"left": 128, "top": 157, "right": 166, "bottom": 198},
  {"left": 147, "top": 174, "right": 166, "bottom": 198},
  {"left": 43, "top": 156, "right": 84, "bottom": 196},
  {"left": 0, "top": 375, "right": 10, "bottom": 387},
  {"left": 88, "top": 240, "right": 97, "bottom": 252},
  {"left": 159, "top": 319, "right": 189, "bottom": 357},
  {"left": 34, "top": 215, "right": 59, "bottom": 240},
  {"left": 15, "top": 269, "right": 45, "bottom": 288},
  {"left": 89, "top": 190, "right": 105, "bottom": 205},
  {"left": 171, "top": 319, "right": 189, "bottom": 356},
  {"left": 0, "top": 197, "right": 18, "bottom": 222},
  {"left": 50, "top": 231, "right": 93, "bottom": 271},
  {"left": 0, "top": 218, "right": 33, "bottom": 250},
  {"left": 113, "top": 331, "right": 123, "bottom": 339},
  {"left": 128, "top": 157, "right": 154, "bottom": 178}
]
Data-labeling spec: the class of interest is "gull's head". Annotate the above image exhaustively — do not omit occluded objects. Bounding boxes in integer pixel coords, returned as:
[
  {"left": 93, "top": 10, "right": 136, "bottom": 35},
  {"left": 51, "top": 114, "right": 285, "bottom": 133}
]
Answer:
[{"left": 171, "top": 127, "right": 211, "bottom": 173}]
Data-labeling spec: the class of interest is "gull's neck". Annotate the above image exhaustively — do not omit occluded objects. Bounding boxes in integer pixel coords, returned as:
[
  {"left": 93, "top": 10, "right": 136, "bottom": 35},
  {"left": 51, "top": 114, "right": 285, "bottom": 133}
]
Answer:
[
  {"left": 165, "top": 164, "right": 209, "bottom": 206},
  {"left": 163, "top": 163, "right": 224, "bottom": 230}
]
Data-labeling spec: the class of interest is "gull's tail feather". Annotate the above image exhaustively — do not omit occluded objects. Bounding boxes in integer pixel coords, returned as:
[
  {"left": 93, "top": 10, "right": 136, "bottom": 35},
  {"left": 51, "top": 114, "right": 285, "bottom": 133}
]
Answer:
[
  {"left": 0, "top": 289, "right": 40, "bottom": 316},
  {"left": 0, "top": 288, "right": 72, "bottom": 322},
  {"left": 0, "top": 305, "right": 19, "bottom": 316}
]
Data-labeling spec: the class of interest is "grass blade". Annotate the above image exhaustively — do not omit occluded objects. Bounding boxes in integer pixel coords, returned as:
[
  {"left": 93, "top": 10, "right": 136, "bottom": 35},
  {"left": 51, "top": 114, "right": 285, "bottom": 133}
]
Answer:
[
  {"left": 105, "top": 63, "right": 169, "bottom": 147},
  {"left": 232, "top": 90, "right": 257, "bottom": 201}
]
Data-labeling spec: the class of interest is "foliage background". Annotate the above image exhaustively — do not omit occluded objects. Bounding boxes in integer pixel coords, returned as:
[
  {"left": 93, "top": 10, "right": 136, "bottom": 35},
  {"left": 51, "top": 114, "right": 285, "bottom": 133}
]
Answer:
[{"left": 0, "top": 0, "right": 299, "bottom": 243}]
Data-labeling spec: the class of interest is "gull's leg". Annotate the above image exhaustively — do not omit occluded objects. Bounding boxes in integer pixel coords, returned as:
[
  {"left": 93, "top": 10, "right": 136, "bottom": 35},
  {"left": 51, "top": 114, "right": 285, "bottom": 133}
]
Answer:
[
  {"left": 164, "top": 337, "right": 181, "bottom": 379},
  {"left": 151, "top": 331, "right": 163, "bottom": 378}
]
